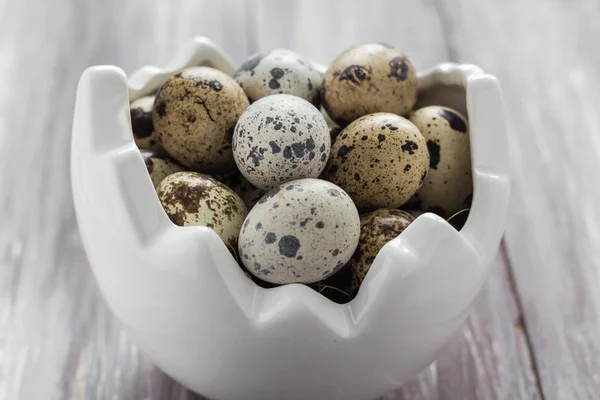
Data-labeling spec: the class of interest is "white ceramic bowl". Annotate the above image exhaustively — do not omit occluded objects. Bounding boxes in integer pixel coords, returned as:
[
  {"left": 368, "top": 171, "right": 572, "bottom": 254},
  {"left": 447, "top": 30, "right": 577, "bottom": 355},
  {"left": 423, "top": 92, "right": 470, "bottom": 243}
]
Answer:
[{"left": 71, "top": 37, "right": 509, "bottom": 400}]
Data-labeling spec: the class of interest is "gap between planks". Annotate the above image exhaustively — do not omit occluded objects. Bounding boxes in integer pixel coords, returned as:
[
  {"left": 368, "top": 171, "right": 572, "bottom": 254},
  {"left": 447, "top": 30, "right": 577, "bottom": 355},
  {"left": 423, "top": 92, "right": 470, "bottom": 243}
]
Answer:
[{"left": 502, "top": 239, "right": 546, "bottom": 400}]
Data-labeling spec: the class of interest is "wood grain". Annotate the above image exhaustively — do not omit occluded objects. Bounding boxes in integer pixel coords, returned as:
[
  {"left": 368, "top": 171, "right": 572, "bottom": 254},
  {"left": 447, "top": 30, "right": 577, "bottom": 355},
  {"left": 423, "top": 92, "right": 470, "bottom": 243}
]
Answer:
[
  {"left": 434, "top": 0, "right": 600, "bottom": 398},
  {"left": 0, "top": 0, "right": 595, "bottom": 399}
]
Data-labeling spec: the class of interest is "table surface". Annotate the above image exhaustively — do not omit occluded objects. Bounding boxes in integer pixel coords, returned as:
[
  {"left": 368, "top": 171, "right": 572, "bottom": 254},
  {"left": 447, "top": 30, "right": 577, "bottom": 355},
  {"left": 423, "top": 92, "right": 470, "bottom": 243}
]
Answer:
[{"left": 1, "top": 0, "right": 599, "bottom": 399}]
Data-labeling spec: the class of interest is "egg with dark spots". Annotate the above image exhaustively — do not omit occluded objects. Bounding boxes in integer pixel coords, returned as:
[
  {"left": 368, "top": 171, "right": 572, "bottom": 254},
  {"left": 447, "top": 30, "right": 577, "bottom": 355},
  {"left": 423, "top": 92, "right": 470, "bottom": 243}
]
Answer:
[
  {"left": 233, "top": 94, "right": 330, "bottom": 190},
  {"left": 348, "top": 209, "right": 414, "bottom": 291},
  {"left": 238, "top": 178, "right": 360, "bottom": 284},
  {"left": 152, "top": 67, "right": 249, "bottom": 173},
  {"left": 408, "top": 106, "right": 472, "bottom": 218},
  {"left": 140, "top": 149, "right": 186, "bottom": 188},
  {"left": 323, "top": 113, "right": 429, "bottom": 211},
  {"left": 130, "top": 96, "right": 163, "bottom": 152},
  {"left": 234, "top": 49, "right": 322, "bottom": 105},
  {"left": 157, "top": 172, "right": 248, "bottom": 249},
  {"left": 321, "top": 43, "right": 418, "bottom": 126}
]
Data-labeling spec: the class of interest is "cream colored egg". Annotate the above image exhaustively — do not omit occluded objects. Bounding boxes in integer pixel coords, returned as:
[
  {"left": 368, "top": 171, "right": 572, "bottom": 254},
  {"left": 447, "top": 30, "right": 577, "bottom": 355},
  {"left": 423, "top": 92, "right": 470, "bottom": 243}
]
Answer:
[
  {"left": 409, "top": 106, "right": 472, "bottom": 217},
  {"left": 348, "top": 209, "right": 414, "bottom": 291},
  {"left": 238, "top": 178, "right": 360, "bottom": 285},
  {"left": 141, "top": 150, "right": 185, "bottom": 188},
  {"left": 321, "top": 43, "right": 418, "bottom": 126},
  {"left": 157, "top": 172, "right": 248, "bottom": 249},
  {"left": 323, "top": 112, "right": 429, "bottom": 211},
  {"left": 232, "top": 94, "right": 330, "bottom": 190},
  {"left": 153, "top": 67, "right": 249, "bottom": 173},
  {"left": 234, "top": 49, "right": 322, "bottom": 105}
]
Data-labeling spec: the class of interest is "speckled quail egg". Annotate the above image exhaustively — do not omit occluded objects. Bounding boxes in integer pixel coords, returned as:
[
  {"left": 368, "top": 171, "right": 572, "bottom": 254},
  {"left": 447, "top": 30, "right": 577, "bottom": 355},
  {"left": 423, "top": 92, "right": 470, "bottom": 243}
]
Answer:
[
  {"left": 157, "top": 171, "right": 248, "bottom": 249},
  {"left": 408, "top": 106, "right": 472, "bottom": 218},
  {"left": 321, "top": 43, "right": 418, "bottom": 126},
  {"left": 238, "top": 178, "right": 360, "bottom": 285},
  {"left": 348, "top": 209, "right": 414, "bottom": 291},
  {"left": 233, "top": 94, "right": 330, "bottom": 190},
  {"left": 234, "top": 49, "right": 322, "bottom": 105},
  {"left": 130, "top": 96, "right": 163, "bottom": 152},
  {"left": 152, "top": 67, "right": 249, "bottom": 173},
  {"left": 212, "top": 171, "right": 267, "bottom": 210},
  {"left": 323, "top": 113, "right": 429, "bottom": 211},
  {"left": 140, "top": 149, "right": 186, "bottom": 188}
]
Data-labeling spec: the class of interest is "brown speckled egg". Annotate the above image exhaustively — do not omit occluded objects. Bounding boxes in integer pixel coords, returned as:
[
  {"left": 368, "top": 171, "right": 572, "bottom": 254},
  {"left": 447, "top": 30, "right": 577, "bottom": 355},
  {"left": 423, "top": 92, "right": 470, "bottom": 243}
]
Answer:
[
  {"left": 409, "top": 106, "right": 472, "bottom": 217},
  {"left": 238, "top": 178, "right": 360, "bottom": 285},
  {"left": 234, "top": 49, "right": 322, "bottom": 105},
  {"left": 323, "top": 113, "right": 429, "bottom": 211},
  {"left": 321, "top": 43, "right": 418, "bottom": 126},
  {"left": 141, "top": 149, "right": 186, "bottom": 188},
  {"left": 157, "top": 172, "right": 248, "bottom": 249},
  {"left": 130, "top": 96, "right": 163, "bottom": 152},
  {"left": 348, "top": 209, "right": 414, "bottom": 291},
  {"left": 153, "top": 67, "right": 249, "bottom": 173},
  {"left": 232, "top": 94, "right": 330, "bottom": 190}
]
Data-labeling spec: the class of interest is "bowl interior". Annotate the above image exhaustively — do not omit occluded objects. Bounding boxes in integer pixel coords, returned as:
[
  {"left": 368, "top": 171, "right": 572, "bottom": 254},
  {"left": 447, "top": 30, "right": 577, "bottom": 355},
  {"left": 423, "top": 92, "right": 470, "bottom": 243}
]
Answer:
[{"left": 416, "top": 84, "right": 467, "bottom": 119}]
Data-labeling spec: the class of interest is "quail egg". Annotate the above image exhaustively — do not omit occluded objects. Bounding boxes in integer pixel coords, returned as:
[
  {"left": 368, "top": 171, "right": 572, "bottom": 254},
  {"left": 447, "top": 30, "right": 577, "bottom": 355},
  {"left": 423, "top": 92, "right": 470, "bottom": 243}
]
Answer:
[
  {"left": 153, "top": 67, "right": 249, "bottom": 173},
  {"left": 130, "top": 96, "right": 163, "bottom": 152},
  {"left": 140, "top": 149, "right": 186, "bottom": 188},
  {"left": 234, "top": 49, "right": 322, "bottom": 105},
  {"left": 238, "top": 178, "right": 360, "bottom": 285},
  {"left": 233, "top": 94, "right": 330, "bottom": 190},
  {"left": 408, "top": 106, "right": 472, "bottom": 217},
  {"left": 323, "top": 112, "right": 429, "bottom": 211},
  {"left": 321, "top": 43, "right": 418, "bottom": 126},
  {"left": 348, "top": 209, "right": 414, "bottom": 291},
  {"left": 157, "top": 171, "right": 248, "bottom": 249}
]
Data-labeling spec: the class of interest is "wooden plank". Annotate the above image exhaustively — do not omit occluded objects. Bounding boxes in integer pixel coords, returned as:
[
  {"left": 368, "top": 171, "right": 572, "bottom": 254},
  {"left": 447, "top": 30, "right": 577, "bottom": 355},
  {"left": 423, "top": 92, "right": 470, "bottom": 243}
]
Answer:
[
  {"left": 0, "top": 1, "right": 251, "bottom": 399},
  {"left": 434, "top": 0, "right": 600, "bottom": 398},
  {"left": 0, "top": 0, "right": 554, "bottom": 398},
  {"left": 254, "top": 0, "right": 449, "bottom": 69}
]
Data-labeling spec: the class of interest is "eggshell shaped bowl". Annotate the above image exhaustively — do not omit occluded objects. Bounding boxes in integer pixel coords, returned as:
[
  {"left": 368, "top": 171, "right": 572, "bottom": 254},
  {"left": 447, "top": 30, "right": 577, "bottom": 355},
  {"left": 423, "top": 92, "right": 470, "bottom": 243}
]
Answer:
[{"left": 71, "top": 37, "right": 509, "bottom": 400}]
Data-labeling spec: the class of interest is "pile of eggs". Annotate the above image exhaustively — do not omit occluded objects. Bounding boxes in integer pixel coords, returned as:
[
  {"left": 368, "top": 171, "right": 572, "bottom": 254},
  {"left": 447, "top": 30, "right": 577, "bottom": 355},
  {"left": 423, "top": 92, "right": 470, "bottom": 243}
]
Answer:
[{"left": 131, "top": 43, "right": 472, "bottom": 303}]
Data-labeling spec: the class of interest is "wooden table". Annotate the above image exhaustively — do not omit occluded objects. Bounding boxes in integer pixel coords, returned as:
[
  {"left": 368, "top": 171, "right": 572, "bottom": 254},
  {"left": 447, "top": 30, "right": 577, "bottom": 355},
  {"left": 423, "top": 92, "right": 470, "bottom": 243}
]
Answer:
[{"left": 1, "top": 0, "right": 598, "bottom": 398}]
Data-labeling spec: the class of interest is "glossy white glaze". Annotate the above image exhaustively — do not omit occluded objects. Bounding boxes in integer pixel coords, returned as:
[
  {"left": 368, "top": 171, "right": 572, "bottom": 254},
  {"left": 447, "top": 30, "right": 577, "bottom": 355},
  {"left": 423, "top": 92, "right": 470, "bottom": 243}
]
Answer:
[{"left": 71, "top": 37, "right": 509, "bottom": 400}]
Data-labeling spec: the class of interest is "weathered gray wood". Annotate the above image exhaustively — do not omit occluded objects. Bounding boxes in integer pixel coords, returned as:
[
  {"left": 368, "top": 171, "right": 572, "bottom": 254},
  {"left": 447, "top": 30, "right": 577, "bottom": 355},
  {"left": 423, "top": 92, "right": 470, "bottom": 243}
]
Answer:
[
  {"left": 434, "top": 0, "right": 600, "bottom": 398},
  {"left": 0, "top": 1, "right": 250, "bottom": 399},
  {"left": 1, "top": 0, "right": 594, "bottom": 398}
]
